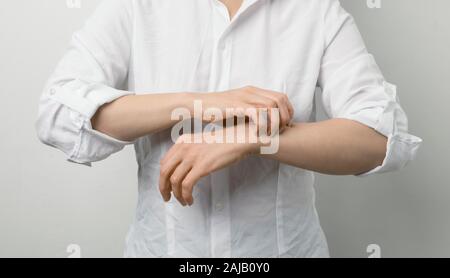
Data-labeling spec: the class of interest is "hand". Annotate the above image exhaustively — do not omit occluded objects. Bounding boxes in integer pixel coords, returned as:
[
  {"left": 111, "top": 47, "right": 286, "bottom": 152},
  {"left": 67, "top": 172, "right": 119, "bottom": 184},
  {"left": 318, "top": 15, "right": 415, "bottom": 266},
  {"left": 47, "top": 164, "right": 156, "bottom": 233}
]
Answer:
[
  {"left": 199, "top": 86, "right": 294, "bottom": 131},
  {"left": 159, "top": 130, "right": 259, "bottom": 206}
]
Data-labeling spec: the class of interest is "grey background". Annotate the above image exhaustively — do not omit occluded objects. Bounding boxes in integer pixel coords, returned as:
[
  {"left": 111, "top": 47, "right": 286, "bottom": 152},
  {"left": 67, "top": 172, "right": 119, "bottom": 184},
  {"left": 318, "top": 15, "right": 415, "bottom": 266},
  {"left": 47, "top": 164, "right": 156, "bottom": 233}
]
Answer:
[{"left": 0, "top": 0, "right": 448, "bottom": 258}]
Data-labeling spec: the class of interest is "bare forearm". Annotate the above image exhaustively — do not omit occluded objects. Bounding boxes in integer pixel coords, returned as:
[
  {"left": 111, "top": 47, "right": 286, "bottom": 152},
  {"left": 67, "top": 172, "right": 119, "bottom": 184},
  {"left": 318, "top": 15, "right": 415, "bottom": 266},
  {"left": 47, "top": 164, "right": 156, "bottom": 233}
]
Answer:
[
  {"left": 91, "top": 86, "right": 295, "bottom": 142},
  {"left": 158, "top": 118, "right": 388, "bottom": 205},
  {"left": 91, "top": 93, "right": 195, "bottom": 142},
  {"left": 262, "top": 119, "right": 387, "bottom": 175}
]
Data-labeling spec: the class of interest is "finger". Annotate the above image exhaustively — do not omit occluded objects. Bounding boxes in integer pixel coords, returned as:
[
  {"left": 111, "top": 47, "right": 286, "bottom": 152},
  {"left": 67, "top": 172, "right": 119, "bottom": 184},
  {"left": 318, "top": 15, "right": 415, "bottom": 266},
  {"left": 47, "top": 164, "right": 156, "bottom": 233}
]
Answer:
[
  {"left": 258, "top": 88, "right": 294, "bottom": 123},
  {"left": 258, "top": 107, "right": 270, "bottom": 137},
  {"left": 159, "top": 150, "right": 182, "bottom": 202},
  {"left": 230, "top": 103, "right": 264, "bottom": 138},
  {"left": 242, "top": 86, "right": 293, "bottom": 121},
  {"left": 160, "top": 143, "right": 181, "bottom": 165},
  {"left": 243, "top": 95, "right": 274, "bottom": 136},
  {"left": 250, "top": 92, "right": 284, "bottom": 136},
  {"left": 286, "top": 98, "right": 295, "bottom": 119},
  {"left": 237, "top": 88, "right": 274, "bottom": 133},
  {"left": 282, "top": 95, "right": 294, "bottom": 123},
  {"left": 170, "top": 162, "right": 192, "bottom": 206},
  {"left": 261, "top": 103, "right": 282, "bottom": 136},
  {"left": 242, "top": 89, "right": 278, "bottom": 110},
  {"left": 275, "top": 101, "right": 289, "bottom": 130},
  {"left": 241, "top": 104, "right": 260, "bottom": 131},
  {"left": 253, "top": 90, "right": 290, "bottom": 128},
  {"left": 181, "top": 167, "right": 204, "bottom": 206}
]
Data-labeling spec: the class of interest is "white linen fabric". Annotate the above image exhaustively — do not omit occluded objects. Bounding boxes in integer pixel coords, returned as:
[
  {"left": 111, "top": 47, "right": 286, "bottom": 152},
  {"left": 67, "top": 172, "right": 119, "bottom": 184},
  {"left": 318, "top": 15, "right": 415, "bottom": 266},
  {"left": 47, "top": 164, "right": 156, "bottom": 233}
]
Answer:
[{"left": 36, "top": 0, "right": 422, "bottom": 257}]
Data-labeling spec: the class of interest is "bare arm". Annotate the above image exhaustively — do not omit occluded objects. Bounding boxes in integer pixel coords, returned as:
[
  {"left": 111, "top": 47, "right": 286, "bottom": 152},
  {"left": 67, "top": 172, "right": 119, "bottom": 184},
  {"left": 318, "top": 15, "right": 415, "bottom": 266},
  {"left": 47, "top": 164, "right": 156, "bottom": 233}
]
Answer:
[
  {"left": 262, "top": 119, "right": 387, "bottom": 175},
  {"left": 91, "top": 86, "right": 293, "bottom": 142},
  {"left": 159, "top": 119, "right": 387, "bottom": 205},
  {"left": 91, "top": 93, "right": 194, "bottom": 142}
]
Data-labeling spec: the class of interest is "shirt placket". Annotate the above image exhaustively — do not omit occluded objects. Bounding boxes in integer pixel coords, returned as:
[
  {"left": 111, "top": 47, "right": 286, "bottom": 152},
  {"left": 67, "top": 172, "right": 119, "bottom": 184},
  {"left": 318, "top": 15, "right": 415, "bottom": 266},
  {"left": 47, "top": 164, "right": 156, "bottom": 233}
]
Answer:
[
  {"left": 208, "top": 1, "right": 233, "bottom": 258},
  {"left": 208, "top": 0, "right": 261, "bottom": 258}
]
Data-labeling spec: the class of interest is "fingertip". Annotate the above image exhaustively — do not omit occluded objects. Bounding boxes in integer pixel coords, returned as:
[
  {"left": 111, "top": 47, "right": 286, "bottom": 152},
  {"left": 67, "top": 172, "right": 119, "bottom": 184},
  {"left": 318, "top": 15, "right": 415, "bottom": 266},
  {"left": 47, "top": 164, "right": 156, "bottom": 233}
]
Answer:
[
  {"left": 179, "top": 198, "right": 187, "bottom": 207},
  {"left": 162, "top": 193, "right": 171, "bottom": 202}
]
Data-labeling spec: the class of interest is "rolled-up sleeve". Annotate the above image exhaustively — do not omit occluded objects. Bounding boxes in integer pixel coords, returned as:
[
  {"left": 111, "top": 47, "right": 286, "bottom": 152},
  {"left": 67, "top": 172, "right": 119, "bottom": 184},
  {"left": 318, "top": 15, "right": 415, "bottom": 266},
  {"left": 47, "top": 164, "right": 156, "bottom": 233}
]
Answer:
[
  {"left": 36, "top": 0, "right": 134, "bottom": 165},
  {"left": 318, "top": 0, "right": 422, "bottom": 175}
]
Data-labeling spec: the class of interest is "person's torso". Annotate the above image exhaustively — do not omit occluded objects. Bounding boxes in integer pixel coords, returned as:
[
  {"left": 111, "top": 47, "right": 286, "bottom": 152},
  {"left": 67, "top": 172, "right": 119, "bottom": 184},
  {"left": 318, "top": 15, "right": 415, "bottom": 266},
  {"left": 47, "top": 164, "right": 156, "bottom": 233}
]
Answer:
[{"left": 124, "top": 0, "right": 330, "bottom": 258}]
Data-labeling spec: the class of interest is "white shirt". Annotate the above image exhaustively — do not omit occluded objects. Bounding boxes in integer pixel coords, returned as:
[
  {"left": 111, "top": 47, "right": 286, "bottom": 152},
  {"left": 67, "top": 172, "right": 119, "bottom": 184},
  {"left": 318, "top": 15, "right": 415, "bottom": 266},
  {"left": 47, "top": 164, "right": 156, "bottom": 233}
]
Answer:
[{"left": 36, "top": 0, "right": 422, "bottom": 258}]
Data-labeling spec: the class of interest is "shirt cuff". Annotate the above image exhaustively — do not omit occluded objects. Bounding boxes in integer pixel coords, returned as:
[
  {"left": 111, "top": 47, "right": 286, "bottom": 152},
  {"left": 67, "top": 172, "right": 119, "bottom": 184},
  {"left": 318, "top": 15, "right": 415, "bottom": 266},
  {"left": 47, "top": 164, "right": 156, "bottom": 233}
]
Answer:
[
  {"left": 340, "top": 82, "right": 423, "bottom": 176},
  {"left": 66, "top": 111, "right": 134, "bottom": 165},
  {"left": 47, "top": 83, "right": 135, "bottom": 164}
]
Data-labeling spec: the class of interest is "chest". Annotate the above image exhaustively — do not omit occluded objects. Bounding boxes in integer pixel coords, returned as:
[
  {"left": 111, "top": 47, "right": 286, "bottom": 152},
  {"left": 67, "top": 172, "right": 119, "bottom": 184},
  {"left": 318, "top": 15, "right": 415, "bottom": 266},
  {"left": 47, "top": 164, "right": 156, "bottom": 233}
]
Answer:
[{"left": 130, "top": 0, "right": 324, "bottom": 121}]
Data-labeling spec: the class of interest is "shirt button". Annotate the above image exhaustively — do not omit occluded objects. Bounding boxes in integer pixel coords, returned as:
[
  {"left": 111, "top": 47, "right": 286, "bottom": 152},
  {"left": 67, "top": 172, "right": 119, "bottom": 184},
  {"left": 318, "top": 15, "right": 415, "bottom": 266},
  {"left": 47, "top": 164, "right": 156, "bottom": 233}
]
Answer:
[
  {"left": 215, "top": 202, "right": 224, "bottom": 212},
  {"left": 49, "top": 88, "right": 56, "bottom": 95}
]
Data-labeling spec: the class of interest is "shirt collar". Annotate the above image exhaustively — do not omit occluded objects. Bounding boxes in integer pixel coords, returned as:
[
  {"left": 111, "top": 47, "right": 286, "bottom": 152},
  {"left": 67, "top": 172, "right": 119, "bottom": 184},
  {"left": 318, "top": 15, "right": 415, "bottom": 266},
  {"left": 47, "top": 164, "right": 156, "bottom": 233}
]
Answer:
[{"left": 211, "top": 0, "right": 263, "bottom": 19}]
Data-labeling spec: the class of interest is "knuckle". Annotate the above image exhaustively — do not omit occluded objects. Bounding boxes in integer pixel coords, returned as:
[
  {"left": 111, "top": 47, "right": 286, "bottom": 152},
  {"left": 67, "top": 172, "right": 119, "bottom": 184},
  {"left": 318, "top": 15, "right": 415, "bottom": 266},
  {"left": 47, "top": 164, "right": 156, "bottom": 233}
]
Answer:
[
  {"left": 268, "top": 100, "right": 277, "bottom": 107},
  {"left": 170, "top": 175, "right": 179, "bottom": 185},
  {"left": 181, "top": 180, "right": 192, "bottom": 189},
  {"left": 160, "top": 167, "right": 169, "bottom": 177}
]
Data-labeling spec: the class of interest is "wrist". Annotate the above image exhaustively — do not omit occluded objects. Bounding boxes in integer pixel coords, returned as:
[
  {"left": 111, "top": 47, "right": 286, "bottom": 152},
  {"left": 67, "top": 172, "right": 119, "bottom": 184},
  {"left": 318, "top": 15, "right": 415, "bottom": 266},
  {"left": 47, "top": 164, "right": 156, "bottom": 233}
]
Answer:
[
  {"left": 226, "top": 123, "right": 262, "bottom": 156},
  {"left": 245, "top": 141, "right": 262, "bottom": 156},
  {"left": 182, "top": 92, "right": 214, "bottom": 115}
]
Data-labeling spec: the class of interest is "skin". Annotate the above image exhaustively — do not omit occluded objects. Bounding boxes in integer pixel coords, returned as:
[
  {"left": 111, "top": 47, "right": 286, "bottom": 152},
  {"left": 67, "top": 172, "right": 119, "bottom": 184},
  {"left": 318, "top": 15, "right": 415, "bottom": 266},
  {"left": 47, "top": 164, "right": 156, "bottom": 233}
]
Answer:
[
  {"left": 91, "top": 1, "right": 388, "bottom": 207},
  {"left": 158, "top": 120, "right": 386, "bottom": 206},
  {"left": 92, "top": 86, "right": 293, "bottom": 141},
  {"left": 220, "top": 0, "right": 243, "bottom": 19}
]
